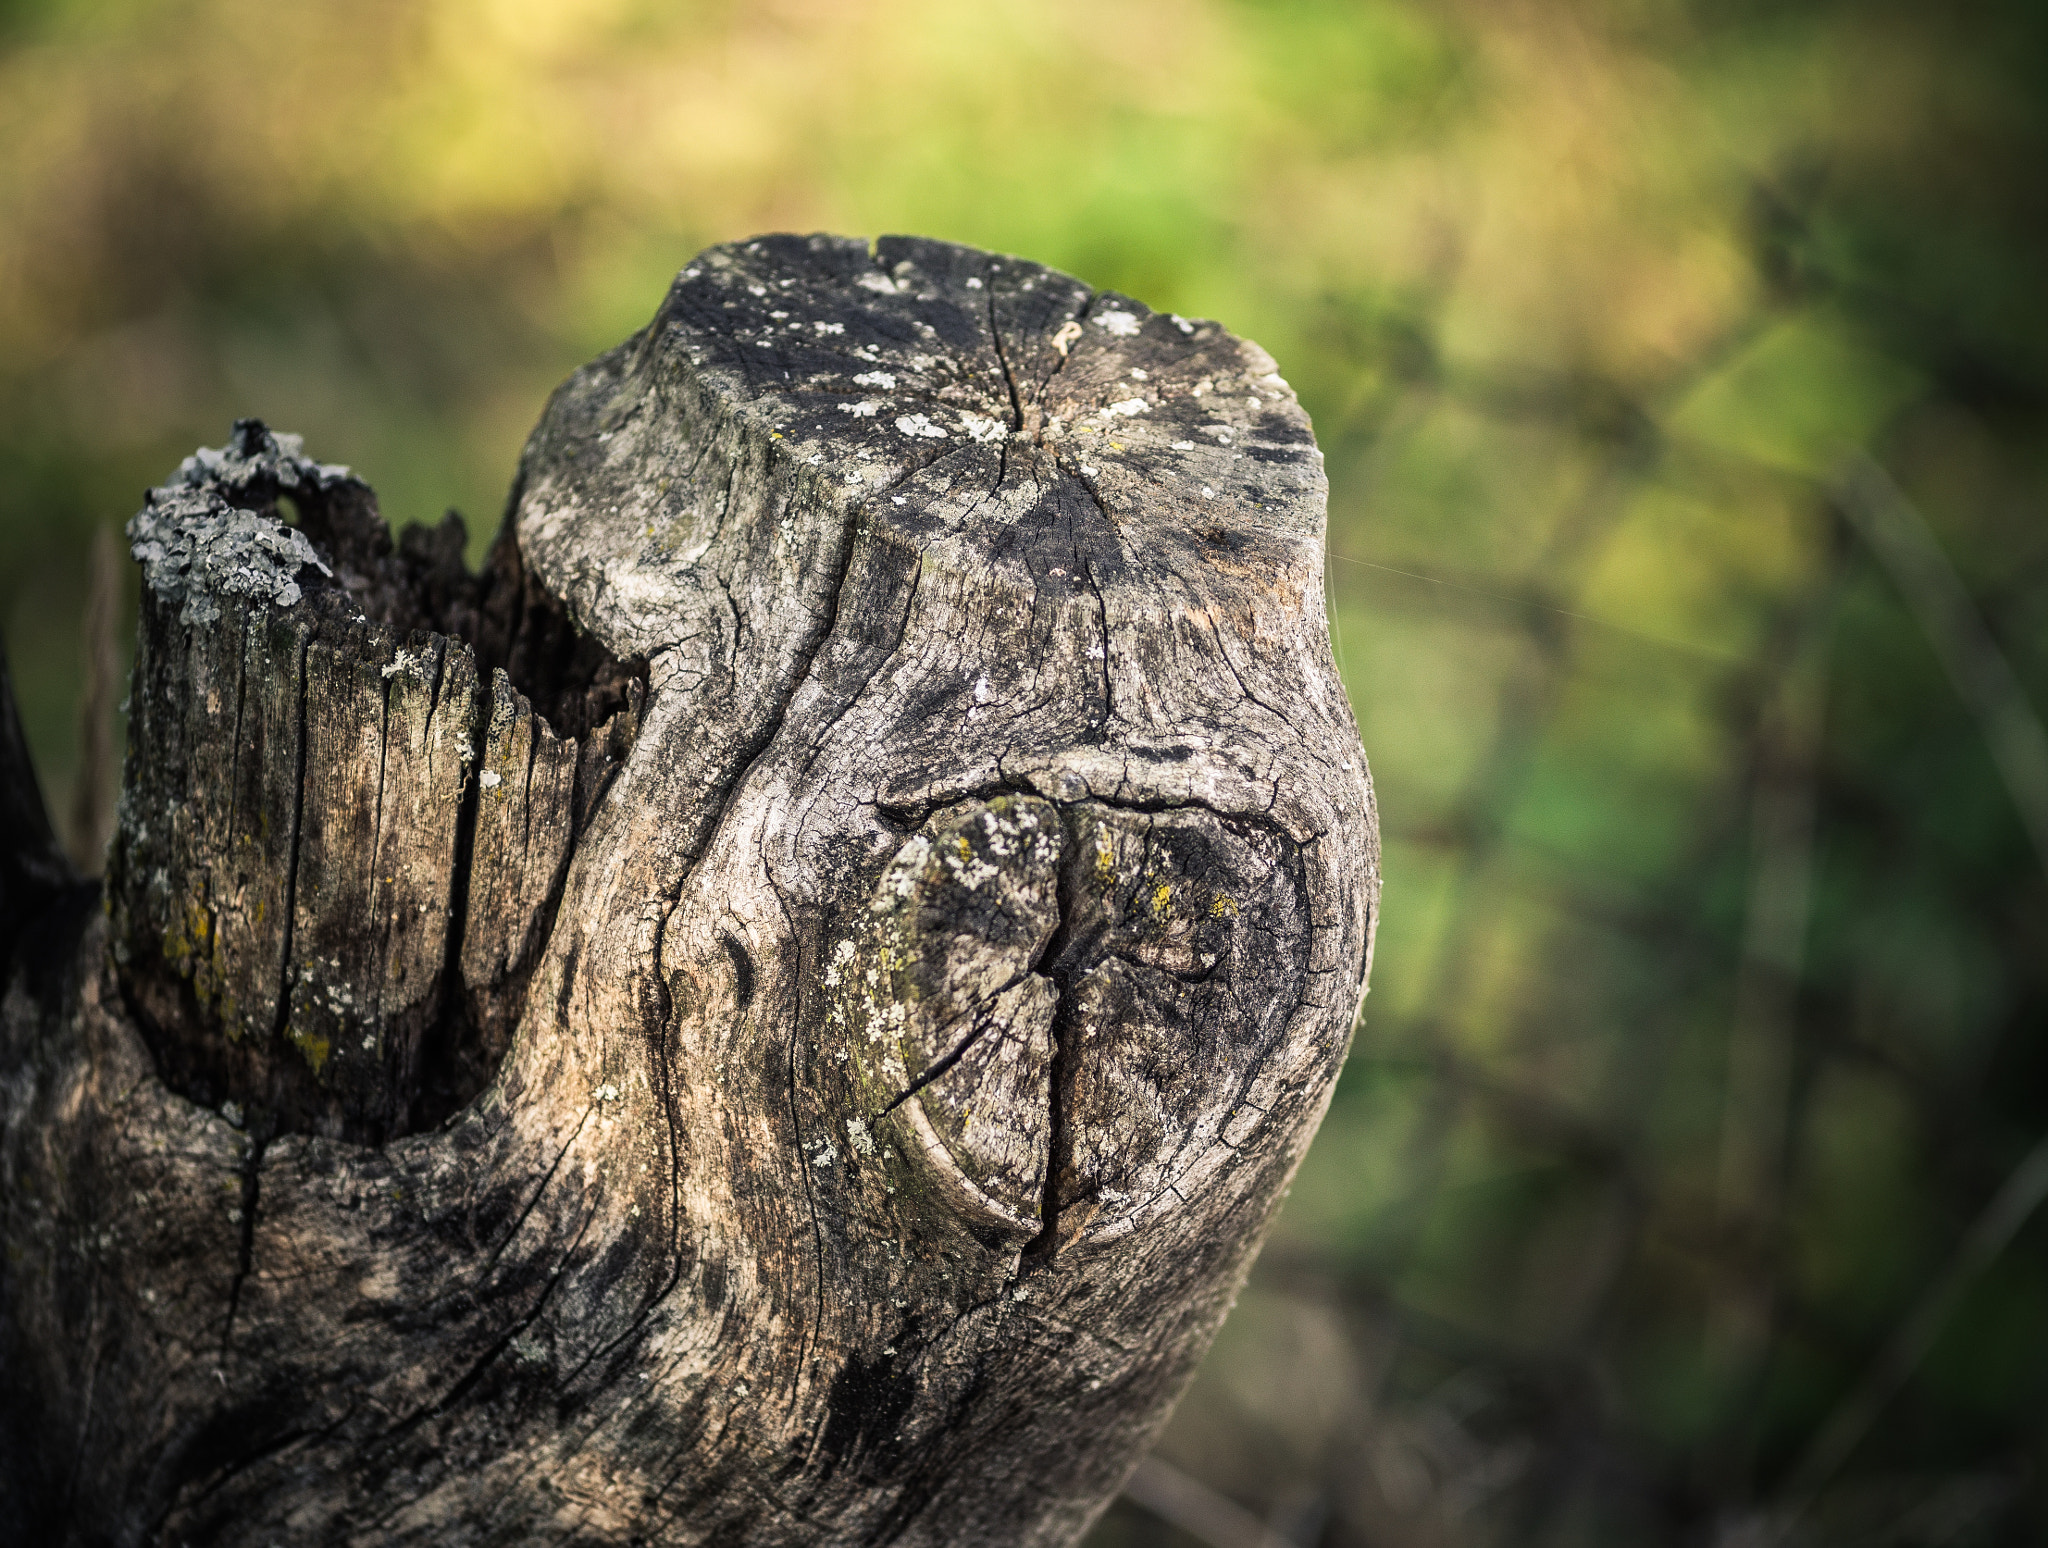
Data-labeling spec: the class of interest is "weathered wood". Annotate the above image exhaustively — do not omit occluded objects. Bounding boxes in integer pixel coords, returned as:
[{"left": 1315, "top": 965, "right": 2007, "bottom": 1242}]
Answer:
[
  {"left": 0, "top": 234, "right": 1378, "bottom": 1546},
  {"left": 107, "top": 425, "right": 646, "bottom": 1141}
]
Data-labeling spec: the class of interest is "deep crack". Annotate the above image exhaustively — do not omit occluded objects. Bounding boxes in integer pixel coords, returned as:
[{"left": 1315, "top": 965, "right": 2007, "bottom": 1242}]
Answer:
[
  {"left": 220, "top": 1127, "right": 269, "bottom": 1355},
  {"left": 1023, "top": 810, "right": 1091, "bottom": 1265}
]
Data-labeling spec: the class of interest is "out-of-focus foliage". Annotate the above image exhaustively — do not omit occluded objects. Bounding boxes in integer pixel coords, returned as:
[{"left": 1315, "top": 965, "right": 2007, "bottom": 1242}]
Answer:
[{"left": 4, "top": 0, "right": 2045, "bottom": 1542}]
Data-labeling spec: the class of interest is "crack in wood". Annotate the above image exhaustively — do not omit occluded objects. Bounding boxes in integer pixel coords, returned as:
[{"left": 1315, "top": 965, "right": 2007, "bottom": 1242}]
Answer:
[{"left": 219, "top": 1125, "right": 269, "bottom": 1355}]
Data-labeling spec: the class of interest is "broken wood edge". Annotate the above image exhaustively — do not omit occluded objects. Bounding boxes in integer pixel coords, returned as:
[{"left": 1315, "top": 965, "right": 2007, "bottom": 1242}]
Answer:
[{"left": 106, "top": 418, "right": 648, "bottom": 1144}]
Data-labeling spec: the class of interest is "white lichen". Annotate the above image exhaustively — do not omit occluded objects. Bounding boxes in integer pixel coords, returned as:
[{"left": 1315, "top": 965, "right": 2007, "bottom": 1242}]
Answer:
[
  {"left": 1094, "top": 310, "right": 1142, "bottom": 337},
  {"left": 129, "top": 487, "right": 332, "bottom": 629}
]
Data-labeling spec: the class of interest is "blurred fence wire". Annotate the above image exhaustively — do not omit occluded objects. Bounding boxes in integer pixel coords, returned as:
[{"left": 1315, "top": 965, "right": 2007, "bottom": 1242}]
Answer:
[{"left": 1831, "top": 454, "right": 2048, "bottom": 881}]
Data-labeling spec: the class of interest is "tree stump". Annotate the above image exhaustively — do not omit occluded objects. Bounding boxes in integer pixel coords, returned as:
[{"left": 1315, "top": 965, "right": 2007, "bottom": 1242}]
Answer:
[{"left": 0, "top": 234, "right": 1378, "bottom": 1546}]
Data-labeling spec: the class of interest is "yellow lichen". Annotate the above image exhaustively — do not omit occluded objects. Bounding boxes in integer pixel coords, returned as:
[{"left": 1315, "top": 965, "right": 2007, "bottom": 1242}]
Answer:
[
  {"left": 162, "top": 897, "right": 214, "bottom": 965},
  {"left": 288, "top": 1025, "right": 333, "bottom": 1077},
  {"left": 1151, "top": 883, "right": 1174, "bottom": 920},
  {"left": 1210, "top": 895, "right": 1239, "bottom": 919}
]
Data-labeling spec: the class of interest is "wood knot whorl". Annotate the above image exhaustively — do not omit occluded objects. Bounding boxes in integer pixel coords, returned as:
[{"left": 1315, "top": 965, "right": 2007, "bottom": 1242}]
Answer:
[{"left": 823, "top": 793, "right": 1312, "bottom": 1255}]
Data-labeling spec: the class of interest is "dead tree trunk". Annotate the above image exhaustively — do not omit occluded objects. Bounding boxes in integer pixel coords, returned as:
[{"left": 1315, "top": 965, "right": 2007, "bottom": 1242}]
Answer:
[{"left": 0, "top": 234, "right": 1378, "bottom": 1546}]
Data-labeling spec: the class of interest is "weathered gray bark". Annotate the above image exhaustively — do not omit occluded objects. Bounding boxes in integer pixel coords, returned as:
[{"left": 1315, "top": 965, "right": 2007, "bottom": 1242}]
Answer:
[{"left": 0, "top": 234, "right": 1377, "bottom": 1546}]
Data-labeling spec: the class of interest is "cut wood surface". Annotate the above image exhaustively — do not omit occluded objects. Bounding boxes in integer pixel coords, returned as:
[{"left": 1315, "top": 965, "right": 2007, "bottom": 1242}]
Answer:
[{"left": 0, "top": 233, "right": 1378, "bottom": 1546}]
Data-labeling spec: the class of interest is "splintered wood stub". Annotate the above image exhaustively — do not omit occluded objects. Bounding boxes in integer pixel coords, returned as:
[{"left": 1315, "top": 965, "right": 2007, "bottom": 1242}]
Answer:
[
  {"left": 7, "top": 236, "right": 1377, "bottom": 1547},
  {"left": 107, "top": 421, "right": 643, "bottom": 1142}
]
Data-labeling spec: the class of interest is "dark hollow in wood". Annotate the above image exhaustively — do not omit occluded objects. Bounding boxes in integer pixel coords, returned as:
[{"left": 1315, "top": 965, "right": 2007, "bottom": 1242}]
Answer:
[{"left": 1, "top": 234, "right": 1378, "bottom": 1546}]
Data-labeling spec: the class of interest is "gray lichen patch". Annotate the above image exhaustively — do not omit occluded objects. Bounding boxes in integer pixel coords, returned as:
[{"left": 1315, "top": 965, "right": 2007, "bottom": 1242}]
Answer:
[
  {"left": 126, "top": 420, "right": 346, "bottom": 627},
  {"left": 128, "top": 491, "right": 331, "bottom": 627},
  {"left": 166, "top": 420, "right": 355, "bottom": 505}
]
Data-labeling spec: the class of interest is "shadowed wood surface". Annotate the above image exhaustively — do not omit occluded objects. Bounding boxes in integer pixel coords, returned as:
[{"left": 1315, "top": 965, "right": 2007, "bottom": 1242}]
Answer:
[{"left": 0, "top": 234, "right": 1376, "bottom": 1546}]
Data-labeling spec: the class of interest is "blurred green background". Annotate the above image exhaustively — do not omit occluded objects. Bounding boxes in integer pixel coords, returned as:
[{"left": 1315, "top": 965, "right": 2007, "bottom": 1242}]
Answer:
[{"left": 4, "top": 1, "right": 2046, "bottom": 1542}]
